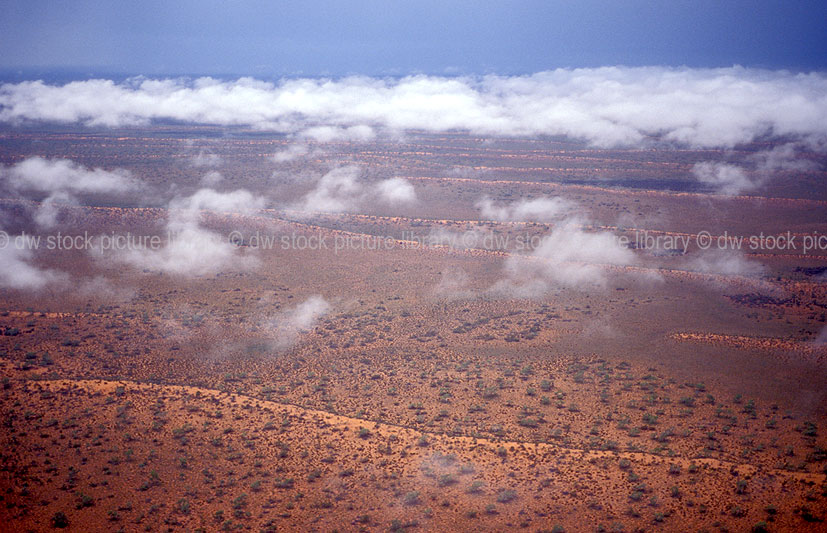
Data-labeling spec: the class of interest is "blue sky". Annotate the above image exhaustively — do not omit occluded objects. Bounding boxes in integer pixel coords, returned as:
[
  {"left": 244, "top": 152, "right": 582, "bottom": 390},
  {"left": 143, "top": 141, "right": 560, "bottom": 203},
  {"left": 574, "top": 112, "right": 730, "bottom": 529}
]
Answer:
[{"left": 1, "top": 0, "right": 826, "bottom": 76}]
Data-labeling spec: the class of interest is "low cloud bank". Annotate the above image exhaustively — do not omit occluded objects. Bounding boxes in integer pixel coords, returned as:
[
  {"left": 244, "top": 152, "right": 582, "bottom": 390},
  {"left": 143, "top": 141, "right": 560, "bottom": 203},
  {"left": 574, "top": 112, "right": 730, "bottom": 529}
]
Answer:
[
  {"left": 2, "top": 67, "right": 826, "bottom": 148},
  {"left": 299, "top": 125, "right": 375, "bottom": 143}
]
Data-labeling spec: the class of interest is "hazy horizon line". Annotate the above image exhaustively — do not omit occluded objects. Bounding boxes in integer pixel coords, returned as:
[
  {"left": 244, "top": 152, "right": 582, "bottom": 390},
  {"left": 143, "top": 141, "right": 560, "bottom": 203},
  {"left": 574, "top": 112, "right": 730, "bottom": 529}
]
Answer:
[{"left": 3, "top": 62, "right": 827, "bottom": 84}]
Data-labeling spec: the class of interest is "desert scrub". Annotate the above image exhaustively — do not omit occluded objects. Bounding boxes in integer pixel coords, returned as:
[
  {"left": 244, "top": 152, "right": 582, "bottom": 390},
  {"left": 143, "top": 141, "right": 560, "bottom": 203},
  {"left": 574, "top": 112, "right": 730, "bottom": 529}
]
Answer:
[
  {"left": 176, "top": 498, "right": 191, "bottom": 515},
  {"left": 735, "top": 478, "right": 748, "bottom": 494},
  {"left": 51, "top": 511, "right": 69, "bottom": 528},
  {"left": 467, "top": 480, "right": 485, "bottom": 494},
  {"left": 438, "top": 474, "right": 458, "bottom": 487}
]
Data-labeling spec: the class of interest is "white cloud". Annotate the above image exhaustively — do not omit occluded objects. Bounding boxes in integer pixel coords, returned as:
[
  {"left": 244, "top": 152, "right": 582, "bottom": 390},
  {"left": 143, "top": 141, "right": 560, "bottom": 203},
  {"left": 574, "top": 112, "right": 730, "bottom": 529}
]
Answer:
[
  {"left": 433, "top": 267, "right": 475, "bottom": 300},
  {"left": 427, "top": 226, "right": 497, "bottom": 251},
  {"left": 289, "top": 295, "right": 331, "bottom": 330},
  {"left": 448, "top": 166, "right": 489, "bottom": 178},
  {"left": 271, "top": 144, "right": 310, "bottom": 163},
  {"left": 2, "top": 157, "right": 139, "bottom": 227},
  {"left": 750, "top": 142, "right": 818, "bottom": 173},
  {"left": 189, "top": 150, "right": 222, "bottom": 168},
  {"left": 477, "top": 196, "right": 572, "bottom": 222},
  {"left": 3, "top": 68, "right": 826, "bottom": 148},
  {"left": 687, "top": 248, "right": 766, "bottom": 277},
  {"left": 75, "top": 275, "right": 136, "bottom": 302},
  {"left": 167, "top": 187, "right": 261, "bottom": 215},
  {"left": 33, "top": 191, "right": 76, "bottom": 229},
  {"left": 691, "top": 161, "right": 756, "bottom": 195},
  {"left": 3, "top": 157, "right": 135, "bottom": 194},
  {"left": 294, "top": 166, "right": 363, "bottom": 213},
  {"left": 0, "top": 244, "right": 65, "bottom": 290},
  {"left": 293, "top": 167, "right": 416, "bottom": 213},
  {"left": 690, "top": 142, "right": 820, "bottom": 194},
  {"left": 120, "top": 225, "right": 243, "bottom": 276},
  {"left": 494, "top": 219, "right": 638, "bottom": 294},
  {"left": 200, "top": 171, "right": 223, "bottom": 186},
  {"left": 376, "top": 177, "right": 417, "bottom": 205},
  {"left": 263, "top": 295, "right": 331, "bottom": 349},
  {"left": 299, "top": 125, "right": 375, "bottom": 142},
  {"left": 113, "top": 188, "right": 265, "bottom": 276}
]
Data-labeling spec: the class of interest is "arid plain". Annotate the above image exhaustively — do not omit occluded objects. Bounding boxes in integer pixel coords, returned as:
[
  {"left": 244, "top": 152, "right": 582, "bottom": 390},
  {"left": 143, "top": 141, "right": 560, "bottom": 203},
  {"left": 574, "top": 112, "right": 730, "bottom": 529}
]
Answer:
[{"left": 1, "top": 127, "right": 825, "bottom": 532}]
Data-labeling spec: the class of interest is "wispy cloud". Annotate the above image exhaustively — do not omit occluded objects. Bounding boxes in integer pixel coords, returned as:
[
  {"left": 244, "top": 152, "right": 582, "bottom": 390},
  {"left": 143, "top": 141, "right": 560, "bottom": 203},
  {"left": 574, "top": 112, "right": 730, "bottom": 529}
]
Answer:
[
  {"left": 200, "top": 170, "right": 223, "bottom": 186},
  {"left": 1, "top": 157, "right": 139, "bottom": 228},
  {"left": 691, "top": 162, "right": 756, "bottom": 196},
  {"left": 271, "top": 144, "right": 311, "bottom": 163},
  {"left": 690, "top": 142, "right": 821, "bottom": 195},
  {"left": 261, "top": 295, "right": 331, "bottom": 349},
  {"left": 0, "top": 244, "right": 65, "bottom": 290},
  {"left": 751, "top": 142, "right": 819, "bottom": 173},
  {"left": 189, "top": 150, "right": 222, "bottom": 168},
  {"left": 476, "top": 196, "right": 573, "bottom": 222},
  {"left": 686, "top": 248, "right": 766, "bottom": 277},
  {"left": 293, "top": 166, "right": 417, "bottom": 213}
]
